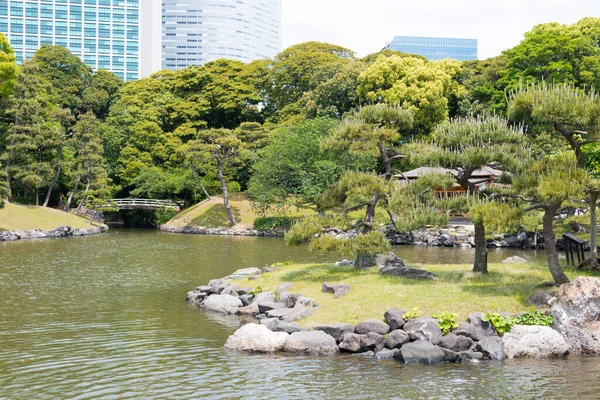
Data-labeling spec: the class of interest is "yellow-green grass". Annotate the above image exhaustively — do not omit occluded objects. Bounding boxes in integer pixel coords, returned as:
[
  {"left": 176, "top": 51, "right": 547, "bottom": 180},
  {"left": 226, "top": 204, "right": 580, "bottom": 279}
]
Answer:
[
  {"left": 234, "top": 262, "right": 596, "bottom": 326},
  {"left": 0, "top": 201, "right": 93, "bottom": 231},
  {"left": 168, "top": 193, "right": 317, "bottom": 228}
]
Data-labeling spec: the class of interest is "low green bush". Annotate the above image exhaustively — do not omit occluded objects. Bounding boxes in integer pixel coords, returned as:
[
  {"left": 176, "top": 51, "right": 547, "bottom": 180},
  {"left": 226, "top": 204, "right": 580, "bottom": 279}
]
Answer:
[
  {"left": 433, "top": 312, "right": 459, "bottom": 335},
  {"left": 482, "top": 310, "right": 554, "bottom": 335},
  {"left": 253, "top": 216, "right": 299, "bottom": 231}
]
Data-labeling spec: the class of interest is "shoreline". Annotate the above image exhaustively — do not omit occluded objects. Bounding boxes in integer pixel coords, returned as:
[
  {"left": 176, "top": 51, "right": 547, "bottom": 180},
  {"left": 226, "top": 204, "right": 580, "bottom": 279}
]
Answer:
[
  {"left": 159, "top": 224, "right": 283, "bottom": 237},
  {"left": 0, "top": 224, "right": 109, "bottom": 242}
]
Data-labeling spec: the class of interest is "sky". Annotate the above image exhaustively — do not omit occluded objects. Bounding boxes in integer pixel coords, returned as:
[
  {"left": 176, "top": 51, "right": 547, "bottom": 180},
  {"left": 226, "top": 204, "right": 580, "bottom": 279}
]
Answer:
[{"left": 281, "top": 0, "right": 600, "bottom": 59}]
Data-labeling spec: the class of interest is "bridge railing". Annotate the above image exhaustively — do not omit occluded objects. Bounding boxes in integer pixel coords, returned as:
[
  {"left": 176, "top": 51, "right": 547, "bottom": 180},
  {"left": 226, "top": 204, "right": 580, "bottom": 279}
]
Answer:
[{"left": 102, "top": 198, "right": 180, "bottom": 210}]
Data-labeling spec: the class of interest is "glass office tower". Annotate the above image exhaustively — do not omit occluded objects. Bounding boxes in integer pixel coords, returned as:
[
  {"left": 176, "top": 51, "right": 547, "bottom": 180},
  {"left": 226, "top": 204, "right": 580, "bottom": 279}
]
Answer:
[
  {"left": 161, "top": 0, "right": 282, "bottom": 70},
  {"left": 384, "top": 36, "right": 478, "bottom": 62},
  {"left": 0, "top": 0, "right": 141, "bottom": 81}
]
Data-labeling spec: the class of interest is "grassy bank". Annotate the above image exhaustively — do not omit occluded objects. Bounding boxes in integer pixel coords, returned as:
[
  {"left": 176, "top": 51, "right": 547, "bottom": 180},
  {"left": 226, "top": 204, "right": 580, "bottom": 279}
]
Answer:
[
  {"left": 0, "top": 202, "right": 93, "bottom": 231},
  {"left": 234, "top": 261, "right": 595, "bottom": 326}
]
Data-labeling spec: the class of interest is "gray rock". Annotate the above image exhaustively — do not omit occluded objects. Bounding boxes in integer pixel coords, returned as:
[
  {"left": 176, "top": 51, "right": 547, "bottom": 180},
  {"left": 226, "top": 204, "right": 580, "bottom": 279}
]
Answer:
[
  {"left": 229, "top": 268, "right": 262, "bottom": 279},
  {"left": 355, "top": 319, "right": 390, "bottom": 335},
  {"left": 224, "top": 323, "right": 288, "bottom": 353},
  {"left": 185, "top": 291, "right": 207, "bottom": 305},
  {"left": 375, "top": 252, "right": 406, "bottom": 268},
  {"left": 379, "top": 266, "right": 438, "bottom": 280},
  {"left": 279, "top": 292, "right": 300, "bottom": 308},
  {"left": 403, "top": 317, "right": 442, "bottom": 344},
  {"left": 283, "top": 331, "right": 339, "bottom": 356},
  {"left": 276, "top": 282, "right": 293, "bottom": 295},
  {"left": 220, "top": 285, "right": 239, "bottom": 297},
  {"left": 528, "top": 292, "right": 554, "bottom": 308},
  {"left": 261, "top": 266, "right": 282, "bottom": 273},
  {"left": 252, "top": 292, "right": 276, "bottom": 304},
  {"left": 197, "top": 285, "right": 213, "bottom": 294},
  {"left": 503, "top": 325, "right": 569, "bottom": 359},
  {"left": 455, "top": 322, "right": 488, "bottom": 341},
  {"left": 274, "top": 321, "right": 305, "bottom": 334},
  {"left": 201, "top": 294, "right": 243, "bottom": 314},
  {"left": 477, "top": 336, "right": 505, "bottom": 360},
  {"left": 353, "top": 351, "right": 375, "bottom": 358},
  {"left": 460, "top": 351, "right": 484, "bottom": 362},
  {"left": 467, "top": 313, "right": 497, "bottom": 337},
  {"left": 384, "top": 308, "right": 407, "bottom": 330},
  {"left": 385, "top": 329, "right": 410, "bottom": 349},
  {"left": 551, "top": 277, "right": 600, "bottom": 354},
  {"left": 238, "top": 294, "right": 253, "bottom": 307},
  {"left": 441, "top": 348, "right": 461, "bottom": 362},
  {"left": 339, "top": 333, "right": 362, "bottom": 353},
  {"left": 321, "top": 282, "right": 351, "bottom": 298},
  {"left": 502, "top": 256, "right": 528, "bottom": 264},
  {"left": 360, "top": 332, "right": 385, "bottom": 352},
  {"left": 395, "top": 340, "right": 448, "bottom": 364},
  {"left": 375, "top": 348, "right": 399, "bottom": 360},
  {"left": 314, "top": 323, "right": 355, "bottom": 341},
  {"left": 266, "top": 306, "right": 314, "bottom": 322},
  {"left": 236, "top": 303, "right": 259, "bottom": 315},
  {"left": 259, "top": 317, "right": 280, "bottom": 331},
  {"left": 257, "top": 301, "right": 287, "bottom": 314},
  {"left": 438, "top": 334, "right": 475, "bottom": 352},
  {"left": 295, "top": 296, "right": 316, "bottom": 307}
]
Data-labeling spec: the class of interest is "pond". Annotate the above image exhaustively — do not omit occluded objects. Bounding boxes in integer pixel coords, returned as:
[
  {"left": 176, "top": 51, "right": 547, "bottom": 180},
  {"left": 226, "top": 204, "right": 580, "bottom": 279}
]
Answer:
[{"left": 1, "top": 230, "right": 598, "bottom": 399}]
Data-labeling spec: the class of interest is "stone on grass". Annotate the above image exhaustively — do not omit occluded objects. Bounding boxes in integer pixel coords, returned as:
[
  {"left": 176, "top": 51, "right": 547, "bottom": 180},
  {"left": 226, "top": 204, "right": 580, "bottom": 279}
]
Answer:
[
  {"left": 551, "top": 277, "right": 600, "bottom": 354},
  {"left": 384, "top": 308, "right": 407, "bottom": 330},
  {"left": 279, "top": 292, "right": 300, "bottom": 308},
  {"left": 438, "top": 334, "right": 475, "bottom": 353},
  {"left": 283, "top": 331, "right": 339, "bottom": 356},
  {"left": 528, "top": 292, "right": 554, "bottom": 308},
  {"left": 229, "top": 268, "right": 262, "bottom": 279},
  {"left": 503, "top": 325, "right": 569, "bottom": 359},
  {"left": 375, "top": 252, "right": 406, "bottom": 268},
  {"left": 386, "top": 329, "right": 410, "bottom": 350},
  {"left": 403, "top": 317, "right": 442, "bottom": 344},
  {"left": 379, "top": 266, "right": 438, "bottom": 280},
  {"left": 314, "top": 323, "right": 355, "bottom": 341},
  {"left": 395, "top": 340, "right": 448, "bottom": 365},
  {"left": 355, "top": 319, "right": 390, "bottom": 335},
  {"left": 339, "top": 333, "right": 363, "bottom": 353},
  {"left": 201, "top": 294, "right": 243, "bottom": 315},
  {"left": 321, "top": 282, "right": 351, "bottom": 298},
  {"left": 276, "top": 282, "right": 293, "bottom": 295},
  {"left": 224, "top": 323, "right": 288, "bottom": 353},
  {"left": 502, "top": 256, "right": 528, "bottom": 264},
  {"left": 476, "top": 336, "right": 505, "bottom": 360},
  {"left": 257, "top": 302, "right": 287, "bottom": 314}
]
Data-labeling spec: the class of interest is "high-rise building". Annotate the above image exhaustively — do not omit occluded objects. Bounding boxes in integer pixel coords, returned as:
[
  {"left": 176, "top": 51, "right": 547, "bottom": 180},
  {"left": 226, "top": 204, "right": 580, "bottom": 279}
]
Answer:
[
  {"left": 0, "top": 0, "right": 143, "bottom": 81},
  {"left": 384, "top": 36, "right": 478, "bottom": 62},
  {"left": 161, "top": 0, "right": 282, "bottom": 70}
]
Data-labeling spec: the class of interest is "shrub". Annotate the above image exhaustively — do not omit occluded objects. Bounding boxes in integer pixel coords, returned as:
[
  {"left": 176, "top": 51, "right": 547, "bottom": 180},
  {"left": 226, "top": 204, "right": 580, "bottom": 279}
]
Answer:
[
  {"left": 155, "top": 207, "right": 178, "bottom": 226},
  {"left": 253, "top": 216, "right": 299, "bottom": 232},
  {"left": 402, "top": 307, "right": 420, "bottom": 321},
  {"left": 482, "top": 310, "right": 554, "bottom": 335},
  {"left": 433, "top": 312, "right": 459, "bottom": 335}
]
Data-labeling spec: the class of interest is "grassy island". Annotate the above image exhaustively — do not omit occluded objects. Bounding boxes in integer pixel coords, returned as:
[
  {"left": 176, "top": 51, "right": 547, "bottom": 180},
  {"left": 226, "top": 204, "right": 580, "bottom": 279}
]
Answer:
[
  {"left": 0, "top": 202, "right": 93, "bottom": 231},
  {"left": 234, "top": 261, "right": 593, "bottom": 326}
]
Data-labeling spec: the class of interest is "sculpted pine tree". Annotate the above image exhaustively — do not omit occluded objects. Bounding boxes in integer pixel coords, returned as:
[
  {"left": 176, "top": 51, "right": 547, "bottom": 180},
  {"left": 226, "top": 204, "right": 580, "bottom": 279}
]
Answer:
[
  {"left": 509, "top": 83, "right": 600, "bottom": 266},
  {"left": 403, "top": 115, "right": 529, "bottom": 273}
]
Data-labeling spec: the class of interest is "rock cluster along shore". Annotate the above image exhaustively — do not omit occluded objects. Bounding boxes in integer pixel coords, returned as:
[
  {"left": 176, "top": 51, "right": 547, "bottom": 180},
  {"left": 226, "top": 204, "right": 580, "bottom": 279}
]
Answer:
[
  {"left": 159, "top": 225, "right": 282, "bottom": 237},
  {"left": 187, "top": 268, "right": 600, "bottom": 364},
  {"left": 0, "top": 225, "right": 109, "bottom": 242}
]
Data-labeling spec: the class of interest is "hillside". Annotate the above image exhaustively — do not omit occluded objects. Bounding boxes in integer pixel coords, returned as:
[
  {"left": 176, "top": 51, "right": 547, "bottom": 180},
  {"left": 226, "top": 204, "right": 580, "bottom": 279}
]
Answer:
[{"left": 0, "top": 202, "right": 94, "bottom": 231}]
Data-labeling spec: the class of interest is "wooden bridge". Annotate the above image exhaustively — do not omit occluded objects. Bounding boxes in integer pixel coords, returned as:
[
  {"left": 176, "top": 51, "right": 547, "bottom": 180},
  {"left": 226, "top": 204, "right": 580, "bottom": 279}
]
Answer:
[{"left": 102, "top": 198, "right": 181, "bottom": 211}]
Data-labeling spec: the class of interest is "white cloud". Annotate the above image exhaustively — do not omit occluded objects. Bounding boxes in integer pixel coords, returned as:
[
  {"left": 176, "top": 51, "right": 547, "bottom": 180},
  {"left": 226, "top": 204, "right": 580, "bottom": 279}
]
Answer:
[{"left": 282, "top": 0, "right": 600, "bottom": 59}]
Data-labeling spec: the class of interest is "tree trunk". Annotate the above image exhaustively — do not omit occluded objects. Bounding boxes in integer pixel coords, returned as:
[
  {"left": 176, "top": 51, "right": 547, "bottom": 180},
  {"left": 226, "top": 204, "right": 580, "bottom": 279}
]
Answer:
[
  {"left": 355, "top": 251, "right": 375, "bottom": 269},
  {"left": 76, "top": 178, "right": 91, "bottom": 215},
  {"left": 473, "top": 221, "right": 488, "bottom": 273},
  {"left": 543, "top": 202, "right": 570, "bottom": 285},
  {"left": 363, "top": 193, "right": 380, "bottom": 234},
  {"left": 589, "top": 191, "right": 599, "bottom": 266},
  {"left": 190, "top": 164, "right": 211, "bottom": 200},
  {"left": 555, "top": 124, "right": 584, "bottom": 169},
  {"left": 35, "top": 189, "right": 39, "bottom": 206},
  {"left": 216, "top": 157, "right": 235, "bottom": 226},
  {"left": 65, "top": 174, "right": 82, "bottom": 212},
  {"left": 43, "top": 144, "right": 63, "bottom": 207}
]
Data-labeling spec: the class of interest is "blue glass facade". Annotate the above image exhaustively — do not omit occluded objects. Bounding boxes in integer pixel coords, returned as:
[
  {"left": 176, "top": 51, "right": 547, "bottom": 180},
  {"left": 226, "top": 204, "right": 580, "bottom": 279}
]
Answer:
[
  {"left": 384, "top": 36, "right": 478, "bottom": 62},
  {"left": 0, "top": 0, "right": 140, "bottom": 81}
]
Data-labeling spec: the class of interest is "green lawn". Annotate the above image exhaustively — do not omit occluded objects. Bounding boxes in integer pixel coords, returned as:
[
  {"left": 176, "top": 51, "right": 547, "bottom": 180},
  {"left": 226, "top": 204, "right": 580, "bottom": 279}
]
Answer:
[
  {"left": 0, "top": 201, "right": 94, "bottom": 231},
  {"left": 234, "top": 261, "right": 597, "bottom": 326}
]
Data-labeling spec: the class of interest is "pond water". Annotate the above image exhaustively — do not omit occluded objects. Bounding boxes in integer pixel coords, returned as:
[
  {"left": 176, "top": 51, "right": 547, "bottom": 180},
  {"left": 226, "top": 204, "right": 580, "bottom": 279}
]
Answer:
[{"left": 1, "top": 230, "right": 599, "bottom": 399}]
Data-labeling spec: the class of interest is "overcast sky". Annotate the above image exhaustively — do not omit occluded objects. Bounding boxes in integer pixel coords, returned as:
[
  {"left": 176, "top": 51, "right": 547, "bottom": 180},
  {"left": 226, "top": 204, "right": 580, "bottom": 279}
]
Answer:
[{"left": 281, "top": 0, "right": 600, "bottom": 59}]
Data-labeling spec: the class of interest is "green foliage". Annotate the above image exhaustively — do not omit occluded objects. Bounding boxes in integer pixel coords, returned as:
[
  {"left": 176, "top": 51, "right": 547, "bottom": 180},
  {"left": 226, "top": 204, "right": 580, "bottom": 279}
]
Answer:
[
  {"left": 482, "top": 311, "right": 554, "bottom": 335},
  {"left": 402, "top": 308, "right": 420, "bottom": 321},
  {"left": 0, "top": 33, "right": 17, "bottom": 100},
  {"left": 433, "top": 312, "right": 459, "bottom": 335},
  {"left": 284, "top": 215, "right": 353, "bottom": 245},
  {"left": 482, "top": 312, "right": 513, "bottom": 335},
  {"left": 253, "top": 216, "right": 298, "bottom": 232},
  {"left": 155, "top": 207, "right": 177, "bottom": 226},
  {"left": 248, "top": 286, "right": 263, "bottom": 296}
]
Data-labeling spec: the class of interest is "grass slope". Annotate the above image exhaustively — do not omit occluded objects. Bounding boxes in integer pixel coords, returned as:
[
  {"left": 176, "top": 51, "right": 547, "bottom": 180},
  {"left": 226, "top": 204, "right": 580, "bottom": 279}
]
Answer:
[
  {"left": 0, "top": 202, "right": 93, "bottom": 231},
  {"left": 234, "top": 262, "right": 596, "bottom": 326},
  {"left": 168, "top": 193, "right": 316, "bottom": 228}
]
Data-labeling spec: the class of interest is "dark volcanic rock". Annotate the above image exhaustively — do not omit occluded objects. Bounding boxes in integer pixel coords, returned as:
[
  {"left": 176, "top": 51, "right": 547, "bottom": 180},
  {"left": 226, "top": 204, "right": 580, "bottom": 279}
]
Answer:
[
  {"left": 355, "top": 319, "right": 390, "bottom": 335},
  {"left": 283, "top": 331, "right": 339, "bottom": 356},
  {"left": 321, "top": 282, "right": 351, "bottom": 298},
  {"left": 403, "top": 317, "right": 442, "bottom": 344},
  {"left": 338, "top": 333, "right": 362, "bottom": 353},
  {"left": 385, "top": 329, "right": 410, "bottom": 349},
  {"left": 384, "top": 308, "right": 407, "bottom": 330},
  {"left": 314, "top": 323, "right": 355, "bottom": 342},
  {"left": 438, "top": 334, "right": 475, "bottom": 353},
  {"left": 476, "top": 336, "right": 505, "bottom": 360},
  {"left": 395, "top": 340, "right": 448, "bottom": 364},
  {"left": 379, "top": 266, "right": 438, "bottom": 280},
  {"left": 360, "top": 332, "right": 386, "bottom": 352},
  {"left": 528, "top": 292, "right": 554, "bottom": 308}
]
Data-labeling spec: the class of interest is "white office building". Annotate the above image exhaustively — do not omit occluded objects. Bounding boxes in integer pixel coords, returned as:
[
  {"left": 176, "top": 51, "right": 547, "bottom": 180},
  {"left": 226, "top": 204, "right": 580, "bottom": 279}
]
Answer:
[{"left": 161, "top": 0, "right": 282, "bottom": 70}]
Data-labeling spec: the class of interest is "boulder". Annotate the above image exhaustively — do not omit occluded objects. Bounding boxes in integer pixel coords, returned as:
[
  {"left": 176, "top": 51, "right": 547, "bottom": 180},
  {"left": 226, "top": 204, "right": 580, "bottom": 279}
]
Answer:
[
  {"left": 339, "top": 333, "right": 362, "bottom": 353},
  {"left": 503, "top": 325, "right": 569, "bottom": 359},
  {"left": 375, "top": 348, "right": 399, "bottom": 360},
  {"left": 528, "top": 292, "right": 554, "bottom": 308},
  {"left": 460, "top": 351, "right": 484, "bottom": 362},
  {"left": 321, "top": 282, "right": 351, "bottom": 298},
  {"left": 259, "top": 317, "right": 280, "bottom": 331},
  {"left": 276, "top": 282, "right": 294, "bottom": 295},
  {"left": 201, "top": 294, "right": 243, "bottom": 314},
  {"left": 355, "top": 319, "right": 390, "bottom": 335},
  {"left": 283, "top": 331, "right": 339, "bottom": 356},
  {"left": 257, "top": 302, "right": 287, "bottom": 314},
  {"left": 229, "top": 268, "right": 262, "bottom": 279},
  {"left": 551, "top": 277, "right": 600, "bottom": 354},
  {"left": 379, "top": 266, "right": 438, "bottom": 280},
  {"left": 360, "top": 332, "right": 386, "bottom": 352},
  {"left": 403, "top": 317, "right": 442, "bottom": 344},
  {"left": 238, "top": 294, "right": 253, "bottom": 306},
  {"left": 279, "top": 292, "right": 300, "bottom": 308},
  {"left": 395, "top": 340, "right": 448, "bottom": 364},
  {"left": 220, "top": 285, "right": 239, "bottom": 297},
  {"left": 502, "top": 256, "right": 528, "bottom": 264},
  {"left": 185, "top": 291, "right": 207, "bottom": 305},
  {"left": 384, "top": 308, "right": 406, "bottom": 330},
  {"left": 295, "top": 296, "right": 316, "bottom": 307},
  {"left": 375, "top": 252, "right": 405, "bottom": 268},
  {"left": 466, "top": 313, "right": 497, "bottom": 337},
  {"left": 438, "top": 334, "right": 475, "bottom": 353},
  {"left": 314, "top": 323, "right": 355, "bottom": 341},
  {"left": 265, "top": 306, "right": 314, "bottom": 322},
  {"left": 260, "top": 318, "right": 304, "bottom": 334},
  {"left": 385, "top": 329, "right": 410, "bottom": 349},
  {"left": 455, "top": 322, "right": 489, "bottom": 342},
  {"left": 224, "top": 323, "right": 288, "bottom": 353},
  {"left": 236, "top": 303, "right": 259, "bottom": 315},
  {"left": 476, "top": 336, "right": 505, "bottom": 360},
  {"left": 252, "top": 292, "right": 276, "bottom": 304}
]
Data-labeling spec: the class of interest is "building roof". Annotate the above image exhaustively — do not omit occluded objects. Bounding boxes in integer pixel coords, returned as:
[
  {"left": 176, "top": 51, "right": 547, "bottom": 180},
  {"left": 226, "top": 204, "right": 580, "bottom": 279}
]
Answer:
[{"left": 398, "top": 166, "right": 504, "bottom": 180}]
